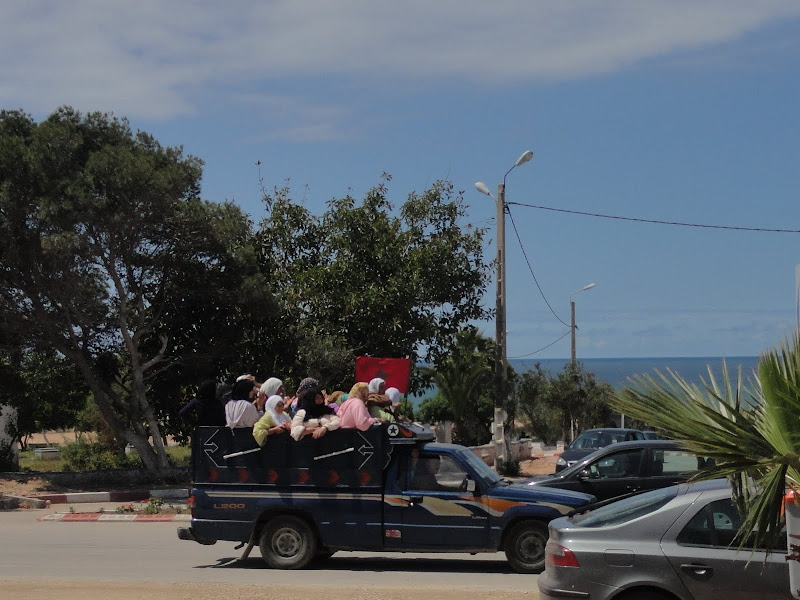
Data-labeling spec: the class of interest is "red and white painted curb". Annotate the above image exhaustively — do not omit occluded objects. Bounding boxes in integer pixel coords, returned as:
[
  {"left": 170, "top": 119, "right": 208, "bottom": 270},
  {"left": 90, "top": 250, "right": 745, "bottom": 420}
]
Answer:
[{"left": 39, "top": 512, "right": 191, "bottom": 522}]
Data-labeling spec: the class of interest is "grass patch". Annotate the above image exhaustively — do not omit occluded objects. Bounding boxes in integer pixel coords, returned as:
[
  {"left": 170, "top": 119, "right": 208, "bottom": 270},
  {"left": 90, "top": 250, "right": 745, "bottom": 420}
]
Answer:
[
  {"left": 19, "top": 450, "right": 67, "bottom": 472},
  {"left": 17, "top": 444, "right": 192, "bottom": 472}
]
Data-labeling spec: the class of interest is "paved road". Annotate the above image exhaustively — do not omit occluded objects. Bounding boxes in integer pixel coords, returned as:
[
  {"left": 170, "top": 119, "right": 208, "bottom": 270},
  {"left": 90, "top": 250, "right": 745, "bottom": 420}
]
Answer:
[{"left": 0, "top": 508, "right": 540, "bottom": 596}]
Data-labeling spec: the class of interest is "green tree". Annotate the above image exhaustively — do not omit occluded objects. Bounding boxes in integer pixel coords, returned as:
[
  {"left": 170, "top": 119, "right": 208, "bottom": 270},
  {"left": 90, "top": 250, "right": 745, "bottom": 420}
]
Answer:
[
  {"left": 0, "top": 349, "right": 89, "bottom": 449},
  {"left": 0, "top": 107, "right": 257, "bottom": 473},
  {"left": 426, "top": 328, "right": 494, "bottom": 446},
  {"left": 511, "top": 364, "right": 561, "bottom": 444},
  {"left": 255, "top": 179, "right": 492, "bottom": 391},
  {"left": 511, "top": 362, "right": 615, "bottom": 444},
  {"left": 613, "top": 332, "right": 800, "bottom": 553}
]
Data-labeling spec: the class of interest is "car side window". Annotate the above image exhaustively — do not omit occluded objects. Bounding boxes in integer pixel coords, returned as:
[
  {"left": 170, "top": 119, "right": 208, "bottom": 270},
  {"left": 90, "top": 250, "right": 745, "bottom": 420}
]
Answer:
[
  {"left": 402, "top": 454, "right": 469, "bottom": 492},
  {"left": 588, "top": 449, "right": 643, "bottom": 479},
  {"left": 654, "top": 449, "right": 698, "bottom": 476},
  {"left": 677, "top": 499, "right": 787, "bottom": 551}
]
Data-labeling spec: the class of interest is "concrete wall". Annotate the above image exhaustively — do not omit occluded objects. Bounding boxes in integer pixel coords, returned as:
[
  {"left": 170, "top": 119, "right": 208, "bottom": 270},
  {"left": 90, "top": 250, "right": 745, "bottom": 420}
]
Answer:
[{"left": 0, "top": 405, "right": 19, "bottom": 469}]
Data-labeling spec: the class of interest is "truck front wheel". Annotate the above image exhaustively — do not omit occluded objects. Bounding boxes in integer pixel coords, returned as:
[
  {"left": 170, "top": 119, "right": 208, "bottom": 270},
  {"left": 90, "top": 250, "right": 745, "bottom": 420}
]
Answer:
[
  {"left": 504, "top": 521, "right": 548, "bottom": 573},
  {"left": 259, "top": 516, "right": 317, "bottom": 569}
]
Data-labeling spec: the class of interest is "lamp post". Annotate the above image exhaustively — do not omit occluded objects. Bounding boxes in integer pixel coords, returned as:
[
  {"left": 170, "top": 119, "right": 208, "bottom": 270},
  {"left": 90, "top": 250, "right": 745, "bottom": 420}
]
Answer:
[
  {"left": 475, "top": 149, "right": 534, "bottom": 469},
  {"left": 570, "top": 282, "right": 596, "bottom": 365},
  {"left": 568, "top": 282, "right": 595, "bottom": 441}
]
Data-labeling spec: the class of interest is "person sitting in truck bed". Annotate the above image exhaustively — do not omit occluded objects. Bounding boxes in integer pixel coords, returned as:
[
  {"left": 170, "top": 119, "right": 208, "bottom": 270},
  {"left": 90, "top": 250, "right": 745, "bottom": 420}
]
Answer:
[
  {"left": 254, "top": 377, "right": 284, "bottom": 417},
  {"left": 338, "top": 382, "right": 380, "bottom": 431},
  {"left": 290, "top": 381, "right": 340, "bottom": 440},
  {"left": 225, "top": 378, "right": 261, "bottom": 428},
  {"left": 252, "top": 395, "right": 293, "bottom": 446}
]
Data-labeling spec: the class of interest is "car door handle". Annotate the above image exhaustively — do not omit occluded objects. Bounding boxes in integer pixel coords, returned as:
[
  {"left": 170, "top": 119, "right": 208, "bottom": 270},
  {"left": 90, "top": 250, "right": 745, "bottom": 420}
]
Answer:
[
  {"left": 408, "top": 495, "right": 423, "bottom": 505},
  {"left": 680, "top": 563, "right": 714, "bottom": 578}
]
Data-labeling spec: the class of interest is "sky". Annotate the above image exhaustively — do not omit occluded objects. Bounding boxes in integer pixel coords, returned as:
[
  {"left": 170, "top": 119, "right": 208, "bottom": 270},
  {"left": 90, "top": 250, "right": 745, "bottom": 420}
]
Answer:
[{"left": 2, "top": 1, "right": 799, "bottom": 360}]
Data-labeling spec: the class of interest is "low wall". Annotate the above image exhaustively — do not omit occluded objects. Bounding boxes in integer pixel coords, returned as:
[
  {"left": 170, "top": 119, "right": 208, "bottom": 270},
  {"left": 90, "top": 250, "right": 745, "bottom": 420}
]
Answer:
[{"left": 0, "top": 467, "right": 190, "bottom": 489}]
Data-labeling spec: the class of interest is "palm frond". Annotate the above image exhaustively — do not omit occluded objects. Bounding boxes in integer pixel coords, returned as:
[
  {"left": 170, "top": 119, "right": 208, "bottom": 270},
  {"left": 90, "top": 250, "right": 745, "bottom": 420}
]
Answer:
[{"left": 612, "top": 332, "right": 800, "bottom": 553}]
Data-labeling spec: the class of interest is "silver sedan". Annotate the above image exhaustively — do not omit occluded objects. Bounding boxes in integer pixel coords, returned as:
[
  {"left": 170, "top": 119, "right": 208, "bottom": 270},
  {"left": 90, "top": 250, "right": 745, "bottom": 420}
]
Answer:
[{"left": 539, "top": 479, "right": 791, "bottom": 600}]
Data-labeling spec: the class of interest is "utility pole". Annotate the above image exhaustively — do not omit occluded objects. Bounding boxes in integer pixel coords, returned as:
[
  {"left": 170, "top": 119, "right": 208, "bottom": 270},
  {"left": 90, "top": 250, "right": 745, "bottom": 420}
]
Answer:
[
  {"left": 494, "top": 182, "right": 507, "bottom": 467},
  {"left": 475, "top": 149, "right": 533, "bottom": 471}
]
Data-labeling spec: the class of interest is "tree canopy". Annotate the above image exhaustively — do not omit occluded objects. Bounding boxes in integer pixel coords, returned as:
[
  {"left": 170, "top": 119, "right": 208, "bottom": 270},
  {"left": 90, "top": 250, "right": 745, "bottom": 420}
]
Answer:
[
  {"left": 0, "top": 107, "right": 494, "bottom": 472},
  {"left": 254, "top": 179, "right": 492, "bottom": 391},
  {"left": 0, "top": 107, "right": 258, "bottom": 472}
]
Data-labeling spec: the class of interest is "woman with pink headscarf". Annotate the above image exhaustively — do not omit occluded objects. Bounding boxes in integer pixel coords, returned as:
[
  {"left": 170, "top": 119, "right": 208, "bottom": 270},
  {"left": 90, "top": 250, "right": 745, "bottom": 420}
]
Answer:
[{"left": 338, "top": 382, "right": 379, "bottom": 431}]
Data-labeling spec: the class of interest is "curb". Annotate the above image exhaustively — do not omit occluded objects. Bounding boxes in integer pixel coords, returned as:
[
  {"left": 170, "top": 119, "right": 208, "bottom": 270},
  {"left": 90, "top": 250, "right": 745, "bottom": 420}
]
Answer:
[
  {"left": 39, "top": 512, "right": 191, "bottom": 522},
  {"left": 31, "top": 488, "right": 190, "bottom": 505}
]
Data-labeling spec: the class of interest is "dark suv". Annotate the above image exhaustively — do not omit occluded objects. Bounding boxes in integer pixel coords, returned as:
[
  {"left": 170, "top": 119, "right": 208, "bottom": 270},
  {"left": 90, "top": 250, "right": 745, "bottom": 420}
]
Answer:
[
  {"left": 528, "top": 439, "right": 699, "bottom": 500},
  {"left": 555, "top": 428, "right": 645, "bottom": 472}
]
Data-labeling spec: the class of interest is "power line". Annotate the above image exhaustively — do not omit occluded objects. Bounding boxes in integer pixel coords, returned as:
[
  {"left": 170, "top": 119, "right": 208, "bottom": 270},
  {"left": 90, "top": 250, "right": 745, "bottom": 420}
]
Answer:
[
  {"left": 507, "top": 202, "right": 800, "bottom": 234},
  {"left": 509, "top": 329, "right": 571, "bottom": 359},
  {"left": 506, "top": 206, "right": 570, "bottom": 328}
]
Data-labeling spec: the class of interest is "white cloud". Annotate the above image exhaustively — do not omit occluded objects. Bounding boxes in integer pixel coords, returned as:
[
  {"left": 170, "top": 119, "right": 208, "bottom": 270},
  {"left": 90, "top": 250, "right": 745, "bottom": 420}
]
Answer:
[{"left": 1, "top": 1, "right": 798, "bottom": 120}]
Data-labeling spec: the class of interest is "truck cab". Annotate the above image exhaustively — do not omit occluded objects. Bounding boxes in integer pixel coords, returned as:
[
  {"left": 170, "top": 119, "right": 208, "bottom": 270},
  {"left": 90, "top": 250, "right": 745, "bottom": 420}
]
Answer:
[{"left": 178, "top": 423, "right": 594, "bottom": 573}]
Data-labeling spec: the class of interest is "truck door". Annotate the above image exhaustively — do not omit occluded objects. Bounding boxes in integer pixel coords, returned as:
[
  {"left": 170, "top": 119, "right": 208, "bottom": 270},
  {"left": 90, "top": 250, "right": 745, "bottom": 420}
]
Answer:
[{"left": 386, "top": 451, "right": 489, "bottom": 549}]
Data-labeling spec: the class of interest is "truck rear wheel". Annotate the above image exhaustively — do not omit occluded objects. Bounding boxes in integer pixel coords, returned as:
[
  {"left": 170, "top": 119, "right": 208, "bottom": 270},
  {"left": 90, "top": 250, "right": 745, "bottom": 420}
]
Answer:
[
  {"left": 259, "top": 516, "right": 317, "bottom": 569},
  {"left": 504, "top": 521, "right": 548, "bottom": 573}
]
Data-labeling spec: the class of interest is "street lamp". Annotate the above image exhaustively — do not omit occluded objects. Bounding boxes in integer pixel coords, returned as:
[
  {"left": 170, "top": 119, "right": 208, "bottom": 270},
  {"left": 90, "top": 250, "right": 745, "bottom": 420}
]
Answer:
[
  {"left": 568, "top": 282, "right": 596, "bottom": 442},
  {"left": 475, "top": 149, "right": 534, "bottom": 469},
  {"left": 570, "top": 282, "right": 596, "bottom": 365}
]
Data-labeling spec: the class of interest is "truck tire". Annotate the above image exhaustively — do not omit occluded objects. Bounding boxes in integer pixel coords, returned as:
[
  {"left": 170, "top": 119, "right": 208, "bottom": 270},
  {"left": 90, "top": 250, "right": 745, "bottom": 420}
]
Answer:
[
  {"left": 259, "top": 516, "right": 317, "bottom": 569},
  {"left": 504, "top": 521, "right": 548, "bottom": 573}
]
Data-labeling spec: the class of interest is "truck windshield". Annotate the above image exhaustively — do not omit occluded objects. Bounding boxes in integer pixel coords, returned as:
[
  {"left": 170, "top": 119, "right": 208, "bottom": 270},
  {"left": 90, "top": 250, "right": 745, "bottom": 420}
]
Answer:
[{"left": 457, "top": 449, "right": 502, "bottom": 486}]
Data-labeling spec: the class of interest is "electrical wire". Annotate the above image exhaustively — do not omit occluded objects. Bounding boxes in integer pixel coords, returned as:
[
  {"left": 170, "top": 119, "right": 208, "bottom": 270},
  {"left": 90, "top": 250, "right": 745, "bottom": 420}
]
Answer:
[
  {"left": 506, "top": 202, "right": 800, "bottom": 234},
  {"left": 506, "top": 205, "right": 570, "bottom": 328},
  {"left": 509, "top": 329, "right": 571, "bottom": 358}
]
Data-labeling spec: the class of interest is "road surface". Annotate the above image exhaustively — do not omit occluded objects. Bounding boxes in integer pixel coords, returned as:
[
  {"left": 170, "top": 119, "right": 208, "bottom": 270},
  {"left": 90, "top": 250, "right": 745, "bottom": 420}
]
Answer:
[{"left": 0, "top": 508, "right": 541, "bottom": 599}]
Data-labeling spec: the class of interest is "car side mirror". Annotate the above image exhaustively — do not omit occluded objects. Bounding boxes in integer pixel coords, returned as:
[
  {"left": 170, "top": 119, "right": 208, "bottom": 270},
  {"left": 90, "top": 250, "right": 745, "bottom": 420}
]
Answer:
[
  {"left": 577, "top": 469, "right": 592, "bottom": 481},
  {"left": 466, "top": 478, "right": 476, "bottom": 494}
]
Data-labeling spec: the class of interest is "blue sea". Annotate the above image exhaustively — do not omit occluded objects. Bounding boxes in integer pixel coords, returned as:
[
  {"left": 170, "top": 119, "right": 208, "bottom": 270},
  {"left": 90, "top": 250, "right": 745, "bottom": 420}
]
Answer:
[{"left": 409, "top": 356, "right": 760, "bottom": 404}]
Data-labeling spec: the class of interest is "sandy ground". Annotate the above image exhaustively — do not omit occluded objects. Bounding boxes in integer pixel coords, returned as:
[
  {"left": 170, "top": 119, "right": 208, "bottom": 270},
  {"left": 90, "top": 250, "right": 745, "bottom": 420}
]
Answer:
[{"left": 0, "top": 579, "right": 541, "bottom": 600}]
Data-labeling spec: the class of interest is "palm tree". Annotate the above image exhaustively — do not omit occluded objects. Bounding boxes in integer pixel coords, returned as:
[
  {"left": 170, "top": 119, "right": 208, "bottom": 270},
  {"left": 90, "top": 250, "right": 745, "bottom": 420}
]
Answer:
[
  {"left": 613, "top": 331, "right": 800, "bottom": 552},
  {"left": 429, "top": 328, "right": 493, "bottom": 446}
]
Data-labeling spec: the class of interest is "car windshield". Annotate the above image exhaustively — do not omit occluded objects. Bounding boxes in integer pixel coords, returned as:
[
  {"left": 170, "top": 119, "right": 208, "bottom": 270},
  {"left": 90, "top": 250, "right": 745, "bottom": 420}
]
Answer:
[
  {"left": 457, "top": 448, "right": 502, "bottom": 485},
  {"left": 569, "top": 430, "right": 636, "bottom": 450},
  {"left": 571, "top": 486, "right": 678, "bottom": 527}
]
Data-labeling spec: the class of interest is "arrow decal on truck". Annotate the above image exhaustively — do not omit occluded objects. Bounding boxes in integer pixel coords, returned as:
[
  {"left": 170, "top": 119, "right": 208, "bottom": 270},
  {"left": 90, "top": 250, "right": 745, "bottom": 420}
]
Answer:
[
  {"left": 357, "top": 432, "right": 374, "bottom": 469},
  {"left": 203, "top": 429, "right": 222, "bottom": 467}
]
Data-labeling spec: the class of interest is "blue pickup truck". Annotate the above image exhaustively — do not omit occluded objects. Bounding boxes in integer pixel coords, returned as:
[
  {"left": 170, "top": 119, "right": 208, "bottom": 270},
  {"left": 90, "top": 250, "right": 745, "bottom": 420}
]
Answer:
[{"left": 177, "top": 423, "right": 594, "bottom": 572}]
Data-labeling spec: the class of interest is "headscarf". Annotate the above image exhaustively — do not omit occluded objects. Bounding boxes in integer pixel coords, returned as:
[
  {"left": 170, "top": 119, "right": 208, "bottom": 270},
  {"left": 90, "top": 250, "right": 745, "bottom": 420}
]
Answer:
[
  {"left": 349, "top": 382, "right": 369, "bottom": 402},
  {"left": 261, "top": 377, "right": 283, "bottom": 398},
  {"left": 297, "top": 385, "right": 334, "bottom": 420},
  {"left": 296, "top": 377, "right": 319, "bottom": 396},
  {"left": 385, "top": 387, "right": 401, "bottom": 404},
  {"left": 326, "top": 391, "right": 345, "bottom": 405},
  {"left": 265, "top": 394, "right": 291, "bottom": 425},
  {"left": 368, "top": 378, "right": 385, "bottom": 394}
]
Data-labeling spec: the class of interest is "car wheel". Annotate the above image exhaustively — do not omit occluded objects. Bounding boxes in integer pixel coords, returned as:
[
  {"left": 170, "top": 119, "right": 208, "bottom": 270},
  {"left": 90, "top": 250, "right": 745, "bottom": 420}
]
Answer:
[
  {"left": 504, "top": 521, "right": 548, "bottom": 573},
  {"left": 259, "top": 516, "right": 317, "bottom": 569}
]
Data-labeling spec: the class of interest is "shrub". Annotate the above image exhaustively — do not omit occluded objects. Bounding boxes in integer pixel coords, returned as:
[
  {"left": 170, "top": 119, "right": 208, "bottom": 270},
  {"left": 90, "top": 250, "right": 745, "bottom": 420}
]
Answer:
[
  {"left": 496, "top": 458, "right": 521, "bottom": 477},
  {"left": 60, "top": 439, "right": 142, "bottom": 471}
]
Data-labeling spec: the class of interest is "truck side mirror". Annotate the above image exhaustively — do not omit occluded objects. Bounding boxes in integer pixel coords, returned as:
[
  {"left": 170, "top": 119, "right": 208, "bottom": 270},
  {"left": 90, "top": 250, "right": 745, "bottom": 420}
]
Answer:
[{"left": 466, "top": 479, "right": 476, "bottom": 493}]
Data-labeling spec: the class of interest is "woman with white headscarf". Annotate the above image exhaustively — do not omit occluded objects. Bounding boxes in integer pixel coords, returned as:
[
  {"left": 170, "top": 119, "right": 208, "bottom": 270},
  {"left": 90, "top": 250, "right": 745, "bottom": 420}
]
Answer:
[
  {"left": 253, "top": 395, "right": 292, "bottom": 446},
  {"left": 368, "top": 378, "right": 386, "bottom": 394}
]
